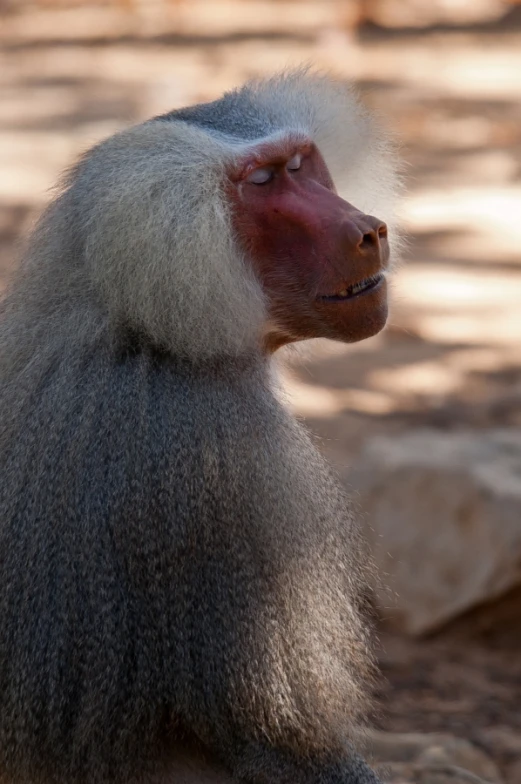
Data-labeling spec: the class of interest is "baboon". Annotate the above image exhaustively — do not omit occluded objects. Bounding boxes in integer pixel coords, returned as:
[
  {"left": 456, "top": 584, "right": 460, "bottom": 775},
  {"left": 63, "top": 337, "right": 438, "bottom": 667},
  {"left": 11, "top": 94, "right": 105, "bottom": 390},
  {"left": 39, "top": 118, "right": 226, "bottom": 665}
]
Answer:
[{"left": 0, "top": 71, "right": 399, "bottom": 784}]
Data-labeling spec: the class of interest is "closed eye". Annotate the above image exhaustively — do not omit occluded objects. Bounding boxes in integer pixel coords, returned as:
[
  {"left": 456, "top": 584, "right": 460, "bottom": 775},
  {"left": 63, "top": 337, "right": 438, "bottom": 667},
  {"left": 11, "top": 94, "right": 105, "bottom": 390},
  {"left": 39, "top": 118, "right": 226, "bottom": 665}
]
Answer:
[
  {"left": 246, "top": 167, "right": 273, "bottom": 185},
  {"left": 287, "top": 153, "right": 302, "bottom": 172}
]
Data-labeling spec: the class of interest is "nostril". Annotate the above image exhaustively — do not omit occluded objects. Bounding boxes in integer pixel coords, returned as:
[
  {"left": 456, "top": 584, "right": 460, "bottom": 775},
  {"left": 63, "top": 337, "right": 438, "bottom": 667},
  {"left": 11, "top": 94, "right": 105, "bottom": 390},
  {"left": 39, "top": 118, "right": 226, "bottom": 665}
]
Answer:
[
  {"left": 343, "top": 217, "right": 387, "bottom": 251},
  {"left": 359, "top": 222, "right": 387, "bottom": 250},
  {"left": 360, "top": 231, "right": 378, "bottom": 249}
]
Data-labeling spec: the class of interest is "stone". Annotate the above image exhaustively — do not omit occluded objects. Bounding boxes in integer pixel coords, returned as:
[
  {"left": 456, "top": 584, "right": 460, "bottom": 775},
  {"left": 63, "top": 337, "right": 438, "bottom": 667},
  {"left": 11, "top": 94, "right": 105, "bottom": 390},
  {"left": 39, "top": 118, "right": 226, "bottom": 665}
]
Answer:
[
  {"left": 350, "top": 429, "right": 521, "bottom": 634},
  {"left": 365, "top": 731, "right": 501, "bottom": 782},
  {"left": 504, "top": 758, "right": 521, "bottom": 784},
  {"left": 477, "top": 726, "right": 521, "bottom": 784},
  {"left": 375, "top": 762, "right": 494, "bottom": 783},
  {"left": 478, "top": 726, "right": 521, "bottom": 758}
]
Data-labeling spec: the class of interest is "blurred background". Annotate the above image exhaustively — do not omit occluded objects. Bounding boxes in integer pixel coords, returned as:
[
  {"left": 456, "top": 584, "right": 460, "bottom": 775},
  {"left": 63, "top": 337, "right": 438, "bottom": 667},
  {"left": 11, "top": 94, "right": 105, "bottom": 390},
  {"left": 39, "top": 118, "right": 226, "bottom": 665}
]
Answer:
[{"left": 1, "top": 1, "right": 520, "bottom": 781}]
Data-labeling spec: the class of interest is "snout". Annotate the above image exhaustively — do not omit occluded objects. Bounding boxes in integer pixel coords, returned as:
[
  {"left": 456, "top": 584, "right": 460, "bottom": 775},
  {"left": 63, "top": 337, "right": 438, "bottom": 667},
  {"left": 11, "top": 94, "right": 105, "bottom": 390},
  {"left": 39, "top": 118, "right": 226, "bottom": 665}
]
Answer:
[
  {"left": 340, "top": 211, "right": 388, "bottom": 260},
  {"left": 315, "top": 209, "right": 389, "bottom": 302}
]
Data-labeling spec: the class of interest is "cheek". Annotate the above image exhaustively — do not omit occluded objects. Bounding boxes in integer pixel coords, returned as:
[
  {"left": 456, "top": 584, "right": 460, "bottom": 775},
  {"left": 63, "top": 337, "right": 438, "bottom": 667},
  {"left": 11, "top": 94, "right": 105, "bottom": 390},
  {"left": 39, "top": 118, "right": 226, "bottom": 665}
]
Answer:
[
  {"left": 228, "top": 184, "right": 336, "bottom": 298},
  {"left": 246, "top": 220, "right": 328, "bottom": 295},
  {"left": 253, "top": 248, "right": 318, "bottom": 301}
]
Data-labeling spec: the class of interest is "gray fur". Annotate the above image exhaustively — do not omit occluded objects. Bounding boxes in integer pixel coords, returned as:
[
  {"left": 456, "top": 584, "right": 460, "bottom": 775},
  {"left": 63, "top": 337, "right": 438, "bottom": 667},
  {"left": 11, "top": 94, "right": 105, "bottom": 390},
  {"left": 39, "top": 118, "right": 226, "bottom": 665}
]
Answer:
[{"left": 0, "top": 71, "right": 396, "bottom": 784}]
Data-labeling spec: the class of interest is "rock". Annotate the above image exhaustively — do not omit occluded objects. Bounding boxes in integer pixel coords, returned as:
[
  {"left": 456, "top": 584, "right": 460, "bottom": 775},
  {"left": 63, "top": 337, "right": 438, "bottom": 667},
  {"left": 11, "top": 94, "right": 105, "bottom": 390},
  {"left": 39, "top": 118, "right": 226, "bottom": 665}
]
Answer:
[
  {"left": 478, "top": 726, "right": 521, "bottom": 759},
  {"left": 504, "top": 758, "right": 521, "bottom": 784},
  {"left": 375, "top": 762, "right": 495, "bottom": 783},
  {"left": 477, "top": 726, "right": 521, "bottom": 784},
  {"left": 350, "top": 429, "right": 521, "bottom": 634},
  {"left": 365, "top": 730, "right": 501, "bottom": 782}
]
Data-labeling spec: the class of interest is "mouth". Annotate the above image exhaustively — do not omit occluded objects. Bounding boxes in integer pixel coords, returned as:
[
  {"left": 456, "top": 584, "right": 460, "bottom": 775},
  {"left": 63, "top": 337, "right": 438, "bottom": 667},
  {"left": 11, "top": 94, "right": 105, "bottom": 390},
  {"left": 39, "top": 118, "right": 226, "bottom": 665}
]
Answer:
[{"left": 318, "top": 272, "right": 384, "bottom": 303}]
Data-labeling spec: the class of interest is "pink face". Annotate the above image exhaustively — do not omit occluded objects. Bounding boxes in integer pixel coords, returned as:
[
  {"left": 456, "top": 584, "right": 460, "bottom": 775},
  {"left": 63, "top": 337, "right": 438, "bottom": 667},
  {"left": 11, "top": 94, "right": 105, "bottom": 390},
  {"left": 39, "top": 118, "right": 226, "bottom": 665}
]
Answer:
[{"left": 227, "top": 136, "right": 390, "bottom": 352}]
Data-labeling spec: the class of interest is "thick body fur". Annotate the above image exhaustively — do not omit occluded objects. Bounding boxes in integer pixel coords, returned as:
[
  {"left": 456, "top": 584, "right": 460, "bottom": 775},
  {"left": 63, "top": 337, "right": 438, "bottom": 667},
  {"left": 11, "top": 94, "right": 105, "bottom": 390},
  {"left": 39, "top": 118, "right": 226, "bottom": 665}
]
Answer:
[{"left": 0, "top": 72, "right": 398, "bottom": 784}]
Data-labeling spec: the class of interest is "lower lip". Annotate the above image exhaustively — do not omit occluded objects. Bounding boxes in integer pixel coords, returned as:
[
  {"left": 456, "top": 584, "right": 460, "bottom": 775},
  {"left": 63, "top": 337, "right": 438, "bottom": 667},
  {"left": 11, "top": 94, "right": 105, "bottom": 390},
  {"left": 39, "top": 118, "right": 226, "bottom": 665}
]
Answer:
[{"left": 318, "top": 273, "right": 385, "bottom": 303}]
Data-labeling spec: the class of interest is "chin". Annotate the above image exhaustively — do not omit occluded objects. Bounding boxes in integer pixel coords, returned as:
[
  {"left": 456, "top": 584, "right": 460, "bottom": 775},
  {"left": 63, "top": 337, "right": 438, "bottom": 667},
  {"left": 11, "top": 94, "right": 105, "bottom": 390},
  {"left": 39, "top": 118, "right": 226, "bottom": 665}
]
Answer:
[{"left": 314, "top": 281, "right": 389, "bottom": 344}]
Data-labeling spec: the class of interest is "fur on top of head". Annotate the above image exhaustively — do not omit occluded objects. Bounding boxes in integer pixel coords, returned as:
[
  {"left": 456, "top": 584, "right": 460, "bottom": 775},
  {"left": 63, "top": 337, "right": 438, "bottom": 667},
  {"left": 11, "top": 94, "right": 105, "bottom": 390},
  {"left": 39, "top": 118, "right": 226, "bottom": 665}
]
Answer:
[{"left": 19, "top": 70, "right": 400, "bottom": 359}]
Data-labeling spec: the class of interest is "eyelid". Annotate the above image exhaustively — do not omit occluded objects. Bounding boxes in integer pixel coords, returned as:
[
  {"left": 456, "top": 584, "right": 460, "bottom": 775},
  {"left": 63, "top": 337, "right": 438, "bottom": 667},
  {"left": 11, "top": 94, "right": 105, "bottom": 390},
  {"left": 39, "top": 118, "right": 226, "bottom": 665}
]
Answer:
[
  {"left": 246, "top": 167, "right": 273, "bottom": 185},
  {"left": 287, "top": 153, "right": 302, "bottom": 171}
]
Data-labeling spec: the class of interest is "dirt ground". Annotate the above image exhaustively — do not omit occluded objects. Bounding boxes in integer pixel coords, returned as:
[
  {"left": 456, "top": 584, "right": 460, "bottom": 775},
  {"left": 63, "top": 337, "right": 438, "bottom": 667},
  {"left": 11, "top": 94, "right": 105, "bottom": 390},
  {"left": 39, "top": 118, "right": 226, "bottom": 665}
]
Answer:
[{"left": 1, "top": 2, "right": 521, "bottom": 781}]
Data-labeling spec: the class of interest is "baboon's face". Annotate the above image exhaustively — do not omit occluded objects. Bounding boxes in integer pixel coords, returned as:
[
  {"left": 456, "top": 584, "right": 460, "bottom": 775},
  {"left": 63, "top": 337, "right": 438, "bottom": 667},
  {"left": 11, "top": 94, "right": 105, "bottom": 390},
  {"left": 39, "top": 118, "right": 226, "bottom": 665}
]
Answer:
[{"left": 228, "top": 135, "right": 390, "bottom": 352}]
